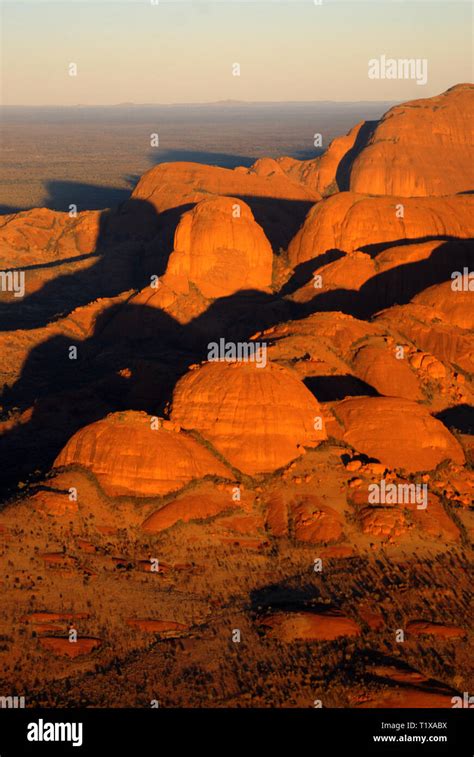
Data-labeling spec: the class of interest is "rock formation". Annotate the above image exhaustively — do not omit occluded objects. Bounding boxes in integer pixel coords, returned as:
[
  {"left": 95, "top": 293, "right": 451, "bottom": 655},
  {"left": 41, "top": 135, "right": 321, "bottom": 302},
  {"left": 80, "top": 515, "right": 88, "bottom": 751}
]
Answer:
[
  {"left": 54, "top": 411, "right": 231, "bottom": 496},
  {"left": 165, "top": 196, "right": 273, "bottom": 297},
  {"left": 0, "top": 83, "right": 472, "bottom": 709},
  {"left": 333, "top": 397, "right": 465, "bottom": 472},
  {"left": 350, "top": 83, "right": 474, "bottom": 196},
  {"left": 171, "top": 360, "right": 327, "bottom": 474},
  {"left": 288, "top": 192, "right": 474, "bottom": 266}
]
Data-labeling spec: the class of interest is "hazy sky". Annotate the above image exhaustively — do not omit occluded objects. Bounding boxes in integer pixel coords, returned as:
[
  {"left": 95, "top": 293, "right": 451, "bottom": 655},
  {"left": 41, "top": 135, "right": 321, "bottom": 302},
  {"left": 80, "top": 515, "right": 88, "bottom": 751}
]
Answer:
[{"left": 1, "top": 1, "right": 472, "bottom": 105}]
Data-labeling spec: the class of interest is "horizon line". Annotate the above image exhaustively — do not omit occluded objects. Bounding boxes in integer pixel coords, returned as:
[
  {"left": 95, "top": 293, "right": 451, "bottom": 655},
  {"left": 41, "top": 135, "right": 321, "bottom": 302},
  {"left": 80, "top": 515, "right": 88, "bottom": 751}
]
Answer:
[{"left": 1, "top": 98, "right": 400, "bottom": 108}]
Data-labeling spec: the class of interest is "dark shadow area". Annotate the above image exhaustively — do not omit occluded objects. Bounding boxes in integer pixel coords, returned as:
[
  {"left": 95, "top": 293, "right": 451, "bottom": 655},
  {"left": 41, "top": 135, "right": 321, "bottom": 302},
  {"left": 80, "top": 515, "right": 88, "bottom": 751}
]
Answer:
[
  {"left": 0, "top": 204, "right": 28, "bottom": 215},
  {"left": 7, "top": 252, "right": 101, "bottom": 273},
  {"left": 250, "top": 578, "right": 326, "bottom": 613},
  {"left": 304, "top": 375, "right": 379, "bottom": 402},
  {"left": 286, "top": 147, "right": 324, "bottom": 161},
  {"left": 300, "top": 239, "right": 474, "bottom": 319},
  {"left": 248, "top": 570, "right": 366, "bottom": 617},
  {"left": 0, "top": 194, "right": 316, "bottom": 331},
  {"left": 41, "top": 180, "right": 132, "bottom": 212},
  {"left": 147, "top": 148, "right": 255, "bottom": 169},
  {"left": 0, "top": 198, "right": 164, "bottom": 331},
  {"left": 335, "top": 120, "right": 378, "bottom": 191},
  {"left": 0, "top": 186, "right": 305, "bottom": 493},
  {"left": 0, "top": 189, "right": 472, "bottom": 500},
  {"left": 435, "top": 405, "right": 474, "bottom": 435},
  {"left": 340, "top": 452, "right": 381, "bottom": 467},
  {"left": 280, "top": 249, "right": 345, "bottom": 296},
  {"left": 235, "top": 196, "right": 314, "bottom": 253},
  {"left": 0, "top": 287, "right": 295, "bottom": 497},
  {"left": 359, "top": 234, "right": 467, "bottom": 259}
]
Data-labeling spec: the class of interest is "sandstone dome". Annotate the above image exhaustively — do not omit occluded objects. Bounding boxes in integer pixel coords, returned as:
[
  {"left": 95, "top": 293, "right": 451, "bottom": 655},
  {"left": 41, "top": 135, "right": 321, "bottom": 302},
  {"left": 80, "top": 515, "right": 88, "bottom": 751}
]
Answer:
[
  {"left": 288, "top": 192, "right": 474, "bottom": 266},
  {"left": 412, "top": 280, "right": 474, "bottom": 330},
  {"left": 288, "top": 238, "right": 470, "bottom": 310},
  {"left": 373, "top": 239, "right": 472, "bottom": 307},
  {"left": 352, "top": 345, "right": 423, "bottom": 401},
  {"left": 334, "top": 397, "right": 465, "bottom": 473},
  {"left": 276, "top": 120, "right": 368, "bottom": 195},
  {"left": 131, "top": 161, "right": 319, "bottom": 215},
  {"left": 375, "top": 302, "right": 474, "bottom": 375},
  {"left": 54, "top": 411, "right": 231, "bottom": 497},
  {"left": 165, "top": 196, "right": 273, "bottom": 298},
  {"left": 170, "top": 360, "right": 327, "bottom": 475},
  {"left": 290, "top": 249, "right": 376, "bottom": 305},
  {"left": 250, "top": 158, "right": 286, "bottom": 178},
  {"left": 349, "top": 84, "right": 474, "bottom": 197},
  {"left": 0, "top": 208, "right": 101, "bottom": 306}
]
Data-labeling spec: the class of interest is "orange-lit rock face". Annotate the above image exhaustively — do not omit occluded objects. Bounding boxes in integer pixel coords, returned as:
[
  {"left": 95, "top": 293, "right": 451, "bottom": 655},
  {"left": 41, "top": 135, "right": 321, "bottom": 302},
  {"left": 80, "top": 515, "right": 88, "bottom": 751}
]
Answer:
[
  {"left": 166, "top": 197, "right": 273, "bottom": 298},
  {"left": 30, "top": 490, "right": 79, "bottom": 517},
  {"left": 0, "top": 208, "right": 101, "bottom": 302},
  {"left": 171, "top": 361, "right": 327, "bottom": 475},
  {"left": 54, "top": 411, "right": 231, "bottom": 497},
  {"left": 291, "top": 497, "right": 344, "bottom": 543},
  {"left": 265, "top": 494, "right": 289, "bottom": 537},
  {"left": 131, "top": 160, "right": 319, "bottom": 215},
  {"left": 276, "top": 120, "right": 367, "bottom": 195},
  {"left": 334, "top": 397, "right": 465, "bottom": 473},
  {"left": 290, "top": 250, "right": 376, "bottom": 304},
  {"left": 350, "top": 84, "right": 474, "bottom": 196},
  {"left": 288, "top": 192, "right": 474, "bottom": 265},
  {"left": 1, "top": 82, "right": 474, "bottom": 709},
  {"left": 0, "top": 208, "right": 100, "bottom": 266},
  {"left": 141, "top": 490, "right": 233, "bottom": 533},
  {"left": 359, "top": 506, "right": 409, "bottom": 539},
  {"left": 413, "top": 280, "right": 474, "bottom": 330},
  {"left": 352, "top": 345, "right": 422, "bottom": 401},
  {"left": 375, "top": 303, "right": 474, "bottom": 375},
  {"left": 354, "top": 663, "right": 458, "bottom": 708}
]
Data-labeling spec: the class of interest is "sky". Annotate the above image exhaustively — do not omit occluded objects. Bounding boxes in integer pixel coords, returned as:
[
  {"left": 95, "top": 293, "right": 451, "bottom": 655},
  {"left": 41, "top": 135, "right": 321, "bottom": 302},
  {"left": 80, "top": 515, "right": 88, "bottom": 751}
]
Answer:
[{"left": 1, "top": 1, "right": 472, "bottom": 105}]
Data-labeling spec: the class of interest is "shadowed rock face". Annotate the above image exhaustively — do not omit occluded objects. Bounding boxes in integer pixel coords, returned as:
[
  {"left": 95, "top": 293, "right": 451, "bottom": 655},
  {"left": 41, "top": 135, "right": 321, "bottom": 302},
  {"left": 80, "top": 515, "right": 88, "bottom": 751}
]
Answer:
[
  {"left": 349, "top": 83, "right": 474, "bottom": 196},
  {"left": 0, "top": 84, "right": 473, "bottom": 709},
  {"left": 273, "top": 120, "right": 374, "bottom": 195}
]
